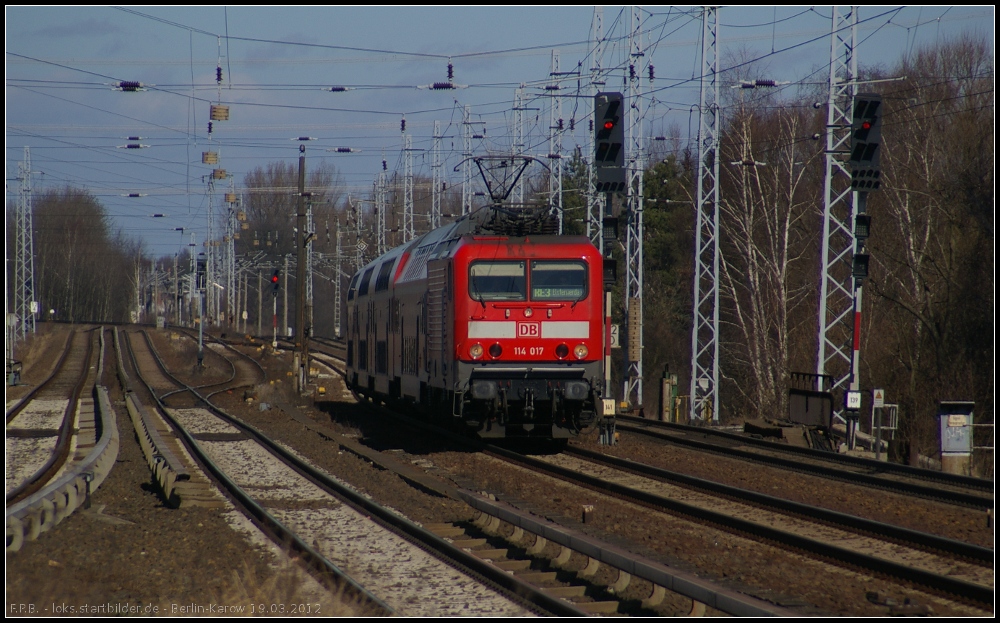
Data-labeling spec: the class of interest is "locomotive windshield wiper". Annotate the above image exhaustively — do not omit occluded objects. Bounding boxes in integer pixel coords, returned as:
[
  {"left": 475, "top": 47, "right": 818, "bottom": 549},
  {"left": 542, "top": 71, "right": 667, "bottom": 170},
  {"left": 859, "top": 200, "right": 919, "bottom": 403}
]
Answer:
[{"left": 472, "top": 277, "right": 487, "bottom": 309}]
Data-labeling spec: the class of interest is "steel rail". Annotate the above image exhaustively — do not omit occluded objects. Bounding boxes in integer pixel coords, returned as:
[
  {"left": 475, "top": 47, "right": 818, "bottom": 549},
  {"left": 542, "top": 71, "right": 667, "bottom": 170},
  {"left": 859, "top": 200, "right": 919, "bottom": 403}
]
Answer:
[
  {"left": 5, "top": 329, "right": 77, "bottom": 424},
  {"left": 136, "top": 331, "right": 585, "bottom": 616},
  {"left": 486, "top": 443, "right": 994, "bottom": 608},
  {"left": 7, "top": 330, "right": 97, "bottom": 505},
  {"left": 566, "top": 445, "right": 993, "bottom": 564},
  {"left": 614, "top": 419, "right": 992, "bottom": 508},
  {"left": 125, "top": 329, "right": 396, "bottom": 615}
]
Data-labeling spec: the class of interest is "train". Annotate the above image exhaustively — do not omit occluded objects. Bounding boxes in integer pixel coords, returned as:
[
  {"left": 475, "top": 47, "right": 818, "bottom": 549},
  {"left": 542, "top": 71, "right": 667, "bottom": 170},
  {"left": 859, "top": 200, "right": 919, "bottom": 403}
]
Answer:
[{"left": 343, "top": 205, "right": 608, "bottom": 438}]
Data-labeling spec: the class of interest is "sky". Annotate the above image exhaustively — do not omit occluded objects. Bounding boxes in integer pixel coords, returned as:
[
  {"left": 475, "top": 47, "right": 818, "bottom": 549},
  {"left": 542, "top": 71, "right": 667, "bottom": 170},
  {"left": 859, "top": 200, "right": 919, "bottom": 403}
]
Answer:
[{"left": 6, "top": 6, "right": 993, "bottom": 258}]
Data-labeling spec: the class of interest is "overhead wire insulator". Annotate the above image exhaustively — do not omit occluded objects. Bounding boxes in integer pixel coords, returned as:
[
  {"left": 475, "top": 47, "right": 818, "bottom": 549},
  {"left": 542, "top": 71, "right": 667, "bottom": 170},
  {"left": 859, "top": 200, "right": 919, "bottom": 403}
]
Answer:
[
  {"left": 569, "top": 118, "right": 575, "bottom": 131},
  {"left": 216, "top": 67, "right": 223, "bottom": 83},
  {"left": 207, "top": 121, "right": 213, "bottom": 134},
  {"left": 382, "top": 159, "right": 387, "bottom": 171},
  {"left": 649, "top": 65, "right": 655, "bottom": 81},
  {"left": 329, "top": 86, "right": 348, "bottom": 92},
  {"left": 557, "top": 119, "right": 564, "bottom": 131},
  {"left": 447, "top": 60, "right": 454, "bottom": 81},
  {"left": 629, "top": 64, "right": 635, "bottom": 80},
  {"left": 117, "top": 81, "right": 142, "bottom": 92},
  {"left": 400, "top": 117, "right": 406, "bottom": 133},
  {"left": 755, "top": 79, "right": 776, "bottom": 87}
]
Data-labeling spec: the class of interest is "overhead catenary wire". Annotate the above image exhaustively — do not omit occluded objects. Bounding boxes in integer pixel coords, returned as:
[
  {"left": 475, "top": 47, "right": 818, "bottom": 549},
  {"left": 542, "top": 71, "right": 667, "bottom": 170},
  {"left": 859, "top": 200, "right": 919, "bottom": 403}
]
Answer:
[{"left": 8, "top": 6, "right": 986, "bottom": 257}]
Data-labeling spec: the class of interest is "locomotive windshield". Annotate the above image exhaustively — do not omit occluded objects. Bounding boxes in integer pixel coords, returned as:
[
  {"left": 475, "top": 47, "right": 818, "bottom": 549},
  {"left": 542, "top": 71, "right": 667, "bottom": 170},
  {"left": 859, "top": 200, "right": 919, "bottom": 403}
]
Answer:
[
  {"left": 469, "top": 261, "right": 526, "bottom": 301},
  {"left": 530, "top": 261, "right": 587, "bottom": 301}
]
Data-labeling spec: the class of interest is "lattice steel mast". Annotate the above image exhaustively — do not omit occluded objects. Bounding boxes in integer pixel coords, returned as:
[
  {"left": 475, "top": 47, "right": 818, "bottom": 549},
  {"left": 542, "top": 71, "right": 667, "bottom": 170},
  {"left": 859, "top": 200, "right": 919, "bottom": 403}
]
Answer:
[
  {"left": 403, "top": 130, "right": 415, "bottom": 242},
  {"left": 816, "top": 7, "right": 859, "bottom": 424},
  {"left": 13, "top": 147, "right": 37, "bottom": 341},
  {"left": 513, "top": 86, "right": 526, "bottom": 204},
  {"left": 623, "top": 6, "right": 645, "bottom": 409},
  {"left": 587, "top": 6, "right": 606, "bottom": 248},
  {"left": 690, "top": 6, "right": 721, "bottom": 422},
  {"left": 432, "top": 121, "right": 442, "bottom": 230},
  {"left": 548, "top": 50, "right": 564, "bottom": 233},
  {"left": 462, "top": 105, "right": 473, "bottom": 215}
]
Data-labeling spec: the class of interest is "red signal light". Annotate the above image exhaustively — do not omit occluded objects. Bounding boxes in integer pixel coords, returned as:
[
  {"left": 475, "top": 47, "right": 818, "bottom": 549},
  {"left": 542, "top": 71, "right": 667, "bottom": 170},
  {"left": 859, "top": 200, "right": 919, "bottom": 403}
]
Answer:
[
  {"left": 271, "top": 275, "right": 279, "bottom": 284},
  {"left": 862, "top": 121, "right": 872, "bottom": 130},
  {"left": 604, "top": 121, "right": 615, "bottom": 130}
]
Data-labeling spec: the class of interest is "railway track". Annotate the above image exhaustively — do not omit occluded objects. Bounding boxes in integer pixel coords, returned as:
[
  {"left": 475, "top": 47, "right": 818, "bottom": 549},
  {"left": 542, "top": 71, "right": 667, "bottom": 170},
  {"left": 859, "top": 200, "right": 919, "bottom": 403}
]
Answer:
[
  {"left": 496, "top": 446, "right": 993, "bottom": 607},
  {"left": 122, "top": 329, "right": 581, "bottom": 616},
  {"left": 615, "top": 415, "right": 992, "bottom": 508},
  {"left": 6, "top": 327, "right": 121, "bottom": 554},
  {"left": 6, "top": 328, "right": 99, "bottom": 504},
  {"left": 307, "top": 346, "right": 993, "bottom": 614}
]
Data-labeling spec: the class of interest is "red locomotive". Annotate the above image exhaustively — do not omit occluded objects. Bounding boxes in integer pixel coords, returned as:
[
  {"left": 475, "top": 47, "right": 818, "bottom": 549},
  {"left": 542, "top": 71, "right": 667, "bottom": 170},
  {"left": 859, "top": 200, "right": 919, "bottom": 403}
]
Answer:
[{"left": 344, "top": 206, "right": 606, "bottom": 438}]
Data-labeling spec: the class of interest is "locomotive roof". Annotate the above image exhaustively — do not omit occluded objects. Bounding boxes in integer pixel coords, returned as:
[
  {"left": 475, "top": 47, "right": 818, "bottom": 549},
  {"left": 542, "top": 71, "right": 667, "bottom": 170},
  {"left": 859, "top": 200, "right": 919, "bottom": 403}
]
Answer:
[{"left": 354, "top": 203, "right": 564, "bottom": 277}]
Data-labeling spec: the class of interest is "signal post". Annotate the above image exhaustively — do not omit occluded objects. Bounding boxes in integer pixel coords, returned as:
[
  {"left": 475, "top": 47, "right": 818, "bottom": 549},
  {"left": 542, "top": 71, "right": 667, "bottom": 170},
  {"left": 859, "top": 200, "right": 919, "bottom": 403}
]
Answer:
[
  {"left": 271, "top": 270, "right": 280, "bottom": 349},
  {"left": 295, "top": 145, "right": 310, "bottom": 395},
  {"left": 594, "top": 92, "right": 626, "bottom": 444},
  {"left": 844, "top": 93, "right": 882, "bottom": 448}
]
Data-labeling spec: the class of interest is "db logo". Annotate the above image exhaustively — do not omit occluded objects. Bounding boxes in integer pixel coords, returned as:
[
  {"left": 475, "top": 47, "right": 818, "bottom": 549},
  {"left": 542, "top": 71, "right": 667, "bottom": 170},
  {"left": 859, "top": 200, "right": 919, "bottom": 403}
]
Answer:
[{"left": 517, "top": 322, "right": 540, "bottom": 337}]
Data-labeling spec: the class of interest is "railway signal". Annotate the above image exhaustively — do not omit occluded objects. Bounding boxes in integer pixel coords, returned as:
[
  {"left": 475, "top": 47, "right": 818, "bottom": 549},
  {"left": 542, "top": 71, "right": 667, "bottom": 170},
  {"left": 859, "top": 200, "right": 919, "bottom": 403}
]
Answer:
[
  {"left": 271, "top": 270, "right": 280, "bottom": 296},
  {"left": 594, "top": 92, "right": 626, "bottom": 193},
  {"left": 196, "top": 256, "right": 207, "bottom": 290},
  {"left": 850, "top": 93, "right": 882, "bottom": 191}
]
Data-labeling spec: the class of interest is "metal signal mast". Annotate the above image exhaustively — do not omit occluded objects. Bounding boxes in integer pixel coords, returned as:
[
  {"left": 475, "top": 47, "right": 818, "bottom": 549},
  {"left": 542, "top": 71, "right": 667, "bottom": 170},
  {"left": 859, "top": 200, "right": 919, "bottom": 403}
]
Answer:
[
  {"left": 13, "top": 147, "right": 37, "bottom": 341},
  {"left": 548, "top": 50, "right": 564, "bottom": 233},
  {"left": 690, "top": 6, "right": 721, "bottom": 422},
  {"left": 816, "top": 7, "right": 859, "bottom": 423},
  {"left": 622, "top": 5, "right": 645, "bottom": 410},
  {"left": 587, "top": 6, "right": 606, "bottom": 249}
]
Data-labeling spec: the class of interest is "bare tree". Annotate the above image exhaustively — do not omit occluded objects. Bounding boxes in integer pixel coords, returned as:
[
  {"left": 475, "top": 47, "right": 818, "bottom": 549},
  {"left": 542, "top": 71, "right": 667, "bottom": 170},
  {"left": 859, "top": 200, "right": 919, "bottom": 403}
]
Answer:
[
  {"left": 31, "top": 187, "right": 136, "bottom": 323},
  {"left": 864, "top": 34, "right": 994, "bottom": 465},
  {"left": 717, "top": 95, "right": 824, "bottom": 420}
]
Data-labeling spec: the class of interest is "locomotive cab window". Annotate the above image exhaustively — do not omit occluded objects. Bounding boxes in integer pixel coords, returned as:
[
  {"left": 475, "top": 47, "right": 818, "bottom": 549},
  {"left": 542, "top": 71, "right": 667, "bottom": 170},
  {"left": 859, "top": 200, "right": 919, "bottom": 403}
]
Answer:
[
  {"left": 469, "top": 261, "right": 526, "bottom": 301},
  {"left": 531, "top": 260, "right": 587, "bottom": 301},
  {"left": 530, "top": 261, "right": 587, "bottom": 301}
]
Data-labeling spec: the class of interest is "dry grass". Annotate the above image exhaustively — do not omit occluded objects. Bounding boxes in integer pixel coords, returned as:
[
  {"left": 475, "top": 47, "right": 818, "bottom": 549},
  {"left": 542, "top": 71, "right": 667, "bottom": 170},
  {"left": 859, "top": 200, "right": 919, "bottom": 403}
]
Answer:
[
  {"left": 6, "top": 552, "right": 381, "bottom": 617},
  {"left": 209, "top": 557, "right": 376, "bottom": 617}
]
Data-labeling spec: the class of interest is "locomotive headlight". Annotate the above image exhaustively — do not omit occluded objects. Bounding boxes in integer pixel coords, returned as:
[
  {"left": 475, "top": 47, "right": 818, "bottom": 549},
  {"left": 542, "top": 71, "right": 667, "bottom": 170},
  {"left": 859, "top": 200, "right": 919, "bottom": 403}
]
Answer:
[
  {"left": 469, "top": 343, "right": 484, "bottom": 359},
  {"left": 523, "top": 307, "right": 534, "bottom": 318},
  {"left": 488, "top": 343, "right": 502, "bottom": 358},
  {"left": 555, "top": 344, "right": 569, "bottom": 359},
  {"left": 574, "top": 344, "right": 589, "bottom": 359}
]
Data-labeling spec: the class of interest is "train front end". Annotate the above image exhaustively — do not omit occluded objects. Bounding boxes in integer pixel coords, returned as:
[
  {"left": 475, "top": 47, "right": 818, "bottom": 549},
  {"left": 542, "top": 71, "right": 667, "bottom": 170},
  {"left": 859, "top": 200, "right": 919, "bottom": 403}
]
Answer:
[{"left": 453, "top": 235, "right": 605, "bottom": 438}]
